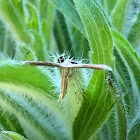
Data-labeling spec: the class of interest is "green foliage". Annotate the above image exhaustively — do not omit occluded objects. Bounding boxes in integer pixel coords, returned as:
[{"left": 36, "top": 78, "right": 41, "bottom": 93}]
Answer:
[
  {"left": 0, "top": 129, "right": 27, "bottom": 140},
  {"left": 128, "top": 11, "right": 140, "bottom": 58},
  {"left": 111, "top": 0, "right": 129, "bottom": 32},
  {"left": 72, "top": 1, "right": 114, "bottom": 139},
  {"left": 0, "top": 0, "right": 140, "bottom": 140}
]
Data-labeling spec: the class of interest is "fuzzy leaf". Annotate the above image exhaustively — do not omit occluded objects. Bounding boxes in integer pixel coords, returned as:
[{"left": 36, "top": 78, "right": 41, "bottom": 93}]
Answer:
[
  {"left": 88, "top": 31, "right": 139, "bottom": 140},
  {"left": 72, "top": 0, "right": 114, "bottom": 139},
  {"left": 49, "top": 0, "right": 85, "bottom": 34},
  {"left": 15, "top": 43, "right": 36, "bottom": 61},
  {"left": 26, "top": 3, "right": 39, "bottom": 31},
  {"left": 74, "top": 0, "right": 113, "bottom": 65},
  {"left": 127, "top": 12, "right": 140, "bottom": 57},
  {"left": 104, "top": 0, "right": 118, "bottom": 15},
  {"left": 40, "top": 0, "right": 49, "bottom": 20},
  {"left": 128, "top": 115, "right": 140, "bottom": 140},
  {"left": 113, "top": 30, "right": 140, "bottom": 93},
  {"left": 0, "top": 111, "right": 25, "bottom": 136},
  {"left": 65, "top": 20, "right": 89, "bottom": 59},
  {"left": 0, "top": 61, "right": 56, "bottom": 96},
  {"left": 0, "top": 0, "right": 31, "bottom": 44},
  {"left": 30, "top": 30, "right": 46, "bottom": 61},
  {"left": 0, "top": 21, "right": 15, "bottom": 57},
  {"left": 53, "top": 11, "right": 74, "bottom": 55},
  {"left": 0, "top": 129, "right": 27, "bottom": 140},
  {"left": 97, "top": 30, "right": 140, "bottom": 140},
  {"left": 100, "top": 92, "right": 127, "bottom": 140},
  {"left": 113, "top": 30, "right": 140, "bottom": 139},
  {"left": 0, "top": 61, "right": 73, "bottom": 139},
  {"left": 12, "top": 0, "right": 25, "bottom": 20},
  {"left": 111, "top": 0, "right": 129, "bottom": 32},
  {"left": 41, "top": 0, "right": 54, "bottom": 50}
]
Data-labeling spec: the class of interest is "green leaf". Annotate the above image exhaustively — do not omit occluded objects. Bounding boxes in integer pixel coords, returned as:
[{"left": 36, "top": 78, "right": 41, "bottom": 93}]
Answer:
[
  {"left": 65, "top": 20, "right": 89, "bottom": 59},
  {"left": 89, "top": 29, "right": 140, "bottom": 140},
  {"left": 0, "top": 108, "right": 25, "bottom": 135},
  {"left": 72, "top": 0, "right": 114, "bottom": 139},
  {"left": 113, "top": 30, "right": 140, "bottom": 92},
  {"left": 127, "top": 12, "right": 140, "bottom": 57},
  {"left": 101, "top": 94, "right": 127, "bottom": 140},
  {"left": 40, "top": 0, "right": 54, "bottom": 22},
  {"left": 52, "top": 8, "right": 89, "bottom": 59},
  {"left": 39, "top": 0, "right": 49, "bottom": 20},
  {"left": 104, "top": 0, "right": 118, "bottom": 15},
  {"left": 26, "top": 3, "right": 39, "bottom": 31},
  {"left": 15, "top": 43, "right": 36, "bottom": 61},
  {"left": 26, "top": 0, "right": 39, "bottom": 7},
  {"left": 30, "top": 30, "right": 46, "bottom": 61},
  {"left": 74, "top": 0, "right": 113, "bottom": 65},
  {"left": 73, "top": 71, "right": 115, "bottom": 140},
  {"left": 49, "top": 0, "right": 85, "bottom": 34},
  {"left": 42, "top": 20, "right": 54, "bottom": 53},
  {"left": 41, "top": 0, "right": 54, "bottom": 50},
  {"left": 112, "top": 30, "right": 140, "bottom": 139},
  {"left": 0, "top": 61, "right": 56, "bottom": 97},
  {"left": 0, "top": 0, "right": 139, "bottom": 139},
  {"left": 0, "top": 0, "right": 31, "bottom": 44},
  {"left": 111, "top": 0, "right": 129, "bottom": 32},
  {"left": 0, "top": 89, "right": 73, "bottom": 139},
  {"left": 53, "top": 11, "right": 74, "bottom": 55},
  {"left": 0, "top": 20, "right": 15, "bottom": 57},
  {"left": 0, "top": 61, "right": 73, "bottom": 139},
  {"left": 12, "top": 0, "right": 25, "bottom": 20},
  {"left": 0, "top": 129, "right": 27, "bottom": 140},
  {"left": 128, "top": 115, "right": 140, "bottom": 140}
]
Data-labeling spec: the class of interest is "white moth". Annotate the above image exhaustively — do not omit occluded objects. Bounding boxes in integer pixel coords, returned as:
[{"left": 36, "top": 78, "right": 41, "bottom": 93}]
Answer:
[{"left": 24, "top": 56, "right": 112, "bottom": 102}]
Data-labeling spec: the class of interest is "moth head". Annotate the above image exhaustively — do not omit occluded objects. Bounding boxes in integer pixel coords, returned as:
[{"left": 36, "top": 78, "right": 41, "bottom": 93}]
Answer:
[{"left": 57, "top": 56, "right": 65, "bottom": 63}]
